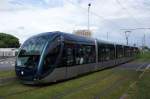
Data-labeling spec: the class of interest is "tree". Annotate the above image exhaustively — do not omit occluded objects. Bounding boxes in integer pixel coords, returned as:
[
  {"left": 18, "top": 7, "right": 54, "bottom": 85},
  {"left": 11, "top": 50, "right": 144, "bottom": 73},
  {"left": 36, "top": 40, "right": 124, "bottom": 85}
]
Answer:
[{"left": 0, "top": 33, "right": 20, "bottom": 48}]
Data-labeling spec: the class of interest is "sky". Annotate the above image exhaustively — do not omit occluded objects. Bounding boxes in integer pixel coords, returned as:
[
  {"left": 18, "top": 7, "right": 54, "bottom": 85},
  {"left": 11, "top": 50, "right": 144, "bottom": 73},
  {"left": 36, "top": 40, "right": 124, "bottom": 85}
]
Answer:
[{"left": 0, "top": 0, "right": 150, "bottom": 47}]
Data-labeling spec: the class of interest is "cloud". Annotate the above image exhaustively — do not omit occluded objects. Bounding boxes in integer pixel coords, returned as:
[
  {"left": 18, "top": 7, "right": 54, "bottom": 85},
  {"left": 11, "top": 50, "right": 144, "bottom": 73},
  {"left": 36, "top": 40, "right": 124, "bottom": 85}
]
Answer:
[{"left": 0, "top": 0, "right": 150, "bottom": 47}]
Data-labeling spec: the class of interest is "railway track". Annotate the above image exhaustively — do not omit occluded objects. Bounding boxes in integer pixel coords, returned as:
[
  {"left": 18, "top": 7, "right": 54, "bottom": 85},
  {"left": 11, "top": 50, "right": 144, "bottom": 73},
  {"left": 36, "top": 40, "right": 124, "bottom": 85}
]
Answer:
[
  {"left": 0, "top": 61, "right": 149, "bottom": 99},
  {"left": 0, "top": 77, "right": 16, "bottom": 85}
]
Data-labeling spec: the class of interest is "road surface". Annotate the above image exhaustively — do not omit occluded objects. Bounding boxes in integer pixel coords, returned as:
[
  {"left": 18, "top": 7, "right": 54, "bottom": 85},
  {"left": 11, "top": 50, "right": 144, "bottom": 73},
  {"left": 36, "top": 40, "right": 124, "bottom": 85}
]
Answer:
[{"left": 0, "top": 57, "right": 15, "bottom": 71}]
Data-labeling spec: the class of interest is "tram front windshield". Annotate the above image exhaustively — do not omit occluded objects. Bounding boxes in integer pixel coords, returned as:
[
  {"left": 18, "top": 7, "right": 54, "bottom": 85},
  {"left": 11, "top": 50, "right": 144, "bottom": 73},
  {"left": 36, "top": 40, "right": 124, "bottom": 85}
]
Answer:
[{"left": 17, "top": 36, "right": 48, "bottom": 68}]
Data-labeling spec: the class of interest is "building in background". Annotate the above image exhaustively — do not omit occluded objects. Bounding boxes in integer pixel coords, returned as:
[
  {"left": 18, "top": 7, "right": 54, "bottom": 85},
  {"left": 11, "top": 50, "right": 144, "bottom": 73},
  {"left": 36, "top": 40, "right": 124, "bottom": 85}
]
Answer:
[
  {"left": 0, "top": 48, "right": 18, "bottom": 57},
  {"left": 73, "top": 30, "right": 92, "bottom": 38}
]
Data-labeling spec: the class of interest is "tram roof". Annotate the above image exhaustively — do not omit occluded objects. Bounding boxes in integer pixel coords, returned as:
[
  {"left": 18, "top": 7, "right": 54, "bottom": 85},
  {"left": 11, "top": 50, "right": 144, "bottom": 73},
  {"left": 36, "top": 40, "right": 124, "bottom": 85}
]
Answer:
[
  {"left": 32, "top": 31, "right": 95, "bottom": 45},
  {"left": 30, "top": 31, "right": 138, "bottom": 48}
]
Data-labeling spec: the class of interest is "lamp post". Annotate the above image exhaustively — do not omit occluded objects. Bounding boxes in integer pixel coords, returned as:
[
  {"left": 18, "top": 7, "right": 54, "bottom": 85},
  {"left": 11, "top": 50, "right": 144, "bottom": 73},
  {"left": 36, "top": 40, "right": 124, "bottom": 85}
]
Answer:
[
  {"left": 124, "top": 31, "right": 131, "bottom": 45},
  {"left": 88, "top": 3, "right": 91, "bottom": 31},
  {"left": 120, "top": 28, "right": 150, "bottom": 46}
]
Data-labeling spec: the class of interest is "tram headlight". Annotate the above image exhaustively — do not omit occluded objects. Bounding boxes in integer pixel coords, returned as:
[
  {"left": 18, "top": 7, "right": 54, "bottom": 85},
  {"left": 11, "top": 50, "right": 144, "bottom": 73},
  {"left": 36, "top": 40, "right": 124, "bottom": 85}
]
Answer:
[{"left": 21, "top": 71, "right": 24, "bottom": 75}]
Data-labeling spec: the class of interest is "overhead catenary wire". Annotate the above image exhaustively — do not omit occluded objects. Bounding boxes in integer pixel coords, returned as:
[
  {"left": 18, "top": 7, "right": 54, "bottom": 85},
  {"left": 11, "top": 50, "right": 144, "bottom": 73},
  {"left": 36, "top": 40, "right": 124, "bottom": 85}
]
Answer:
[
  {"left": 120, "top": 27, "right": 150, "bottom": 47},
  {"left": 66, "top": 0, "right": 138, "bottom": 45},
  {"left": 115, "top": 0, "right": 148, "bottom": 46},
  {"left": 120, "top": 28, "right": 150, "bottom": 31},
  {"left": 115, "top": 0, "right": 142, "bottom": 25},
  {"left": 66, "top": 0, "right": 122, "bottom": 28},
  {"left": 66, "top": 0, "right": 149, "bottom": 46}
]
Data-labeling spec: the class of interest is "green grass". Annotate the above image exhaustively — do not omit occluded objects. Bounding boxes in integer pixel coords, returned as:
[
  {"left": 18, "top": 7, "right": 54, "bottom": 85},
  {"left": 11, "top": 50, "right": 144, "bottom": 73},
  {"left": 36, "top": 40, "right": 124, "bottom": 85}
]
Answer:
[
  {"left": 127, "top": 69, "right": 150, "bottom": 99},
  {"left": 0, "top": 52, "right": 150, "bottom": 99},
  {"left": 128, "top": 51, "right": 150, "bottom": 98},
  {"left": 136, "top": 51, "right": 150, "bottom": 62},
  {"left": 0, "top": 71, "right": 15, "bottom": 79},
  {"left": 0, "top": 68, "right": 141, "bottom": 99}
]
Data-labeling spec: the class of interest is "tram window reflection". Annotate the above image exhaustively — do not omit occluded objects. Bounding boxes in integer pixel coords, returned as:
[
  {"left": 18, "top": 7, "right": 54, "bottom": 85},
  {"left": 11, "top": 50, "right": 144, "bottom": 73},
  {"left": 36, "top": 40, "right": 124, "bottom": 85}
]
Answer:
[{"left": 42, "top": 45, "right": 60, "bottom": 73}]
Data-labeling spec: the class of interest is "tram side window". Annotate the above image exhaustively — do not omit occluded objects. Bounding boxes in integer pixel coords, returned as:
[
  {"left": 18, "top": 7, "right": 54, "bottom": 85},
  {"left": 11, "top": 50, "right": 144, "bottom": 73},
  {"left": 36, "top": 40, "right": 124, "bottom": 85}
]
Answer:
[
  {"left": 98, "top": 44, "right": 115, "bottom": 62},
  {"left": 131, "top": 48, "right": 134, "bottom": 56},
  {"left": 98, "top": 44, "right": 105, "bottom": 62},
  {"left": 101, "top": 47, "right": 106, "bottom": 61},
  {"left": 130, "top": 48, "right": 133, "bottom": 56},
  {"left": 63, "top": 44, "right": 75, "bottom": 66},
  {"left": 62, "top": 44, "right": 96, "bottom": 66},
  {"left": 110, "top": 46, "right": 115, "bottom": 60},
  {"left": 105, "top": 47, "right": 110, "bottom": 61},
  {"left": 135, "top": 49, "right": 137, "bottom": 55},
  {"left": 116, "top": 46, "right": 123, "bottom": 58},
  {"left": 127, "top": 47, "right": 132, "bottom": 57},
  {"left": 98, "top": 44, "right": 101, "bottom": 62},
  {"left": 84, "top": 45, "right": 96, "bottom": 63},
  {"left": 124, "top": 47, "right": 128, "bottom": 57},
  {"left": 75, "top": 45, "right": 84, "bottom": 65},
  {"left": 75, "top": 45, "right": 96, "bottom": 65},
  {"left": 103, "top": 45, "right": 115, "bottom": 61},
  {"left": 127, "top": 48, "right": 131, "bottom": 57},
  {"left": 100, "top": 45, "right": 110, "bottom": 61}
]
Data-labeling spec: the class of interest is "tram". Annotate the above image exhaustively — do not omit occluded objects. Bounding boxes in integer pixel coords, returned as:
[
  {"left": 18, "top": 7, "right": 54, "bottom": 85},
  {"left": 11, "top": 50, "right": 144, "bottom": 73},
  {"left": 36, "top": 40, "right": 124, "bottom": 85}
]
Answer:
[{"left": 15, "top": 31, "right": 139, "bottom": 84}]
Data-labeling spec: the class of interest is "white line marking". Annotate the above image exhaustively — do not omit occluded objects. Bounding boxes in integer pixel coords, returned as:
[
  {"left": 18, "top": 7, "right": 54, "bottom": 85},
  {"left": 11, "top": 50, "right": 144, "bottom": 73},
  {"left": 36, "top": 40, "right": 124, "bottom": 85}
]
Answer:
[
  {"left": 139, "top": 64, "right": 150, "bottom": 79},
  {"left": 136, "top": 63, "right": 146, "bottom": 71},
  {"left": 146, "top": 64, "right": 150, "bottom": 70},
  {"left": 120, "top": 63, "right": 150, "bottom": 99}
]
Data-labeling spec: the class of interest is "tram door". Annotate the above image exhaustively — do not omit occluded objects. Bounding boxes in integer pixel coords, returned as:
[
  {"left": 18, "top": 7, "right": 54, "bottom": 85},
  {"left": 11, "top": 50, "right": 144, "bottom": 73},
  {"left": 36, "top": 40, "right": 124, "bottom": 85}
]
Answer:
[{"left": 63, "top": 43, "right": 79, "bottom": 78}]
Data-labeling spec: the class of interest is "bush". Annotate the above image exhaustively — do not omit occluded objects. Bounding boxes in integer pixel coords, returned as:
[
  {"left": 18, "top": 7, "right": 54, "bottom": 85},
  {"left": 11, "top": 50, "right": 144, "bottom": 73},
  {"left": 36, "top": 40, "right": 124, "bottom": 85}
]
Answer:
[{"left": 0, "top": 33, "right": 20, "bottom": 48}]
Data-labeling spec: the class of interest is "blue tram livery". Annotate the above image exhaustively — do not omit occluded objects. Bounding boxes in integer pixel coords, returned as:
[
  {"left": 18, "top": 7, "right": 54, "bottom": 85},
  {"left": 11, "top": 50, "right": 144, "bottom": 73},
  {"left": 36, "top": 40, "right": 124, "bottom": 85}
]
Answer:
[{"left": 15, "top": 31, "right": 139, "bottom": 84}]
